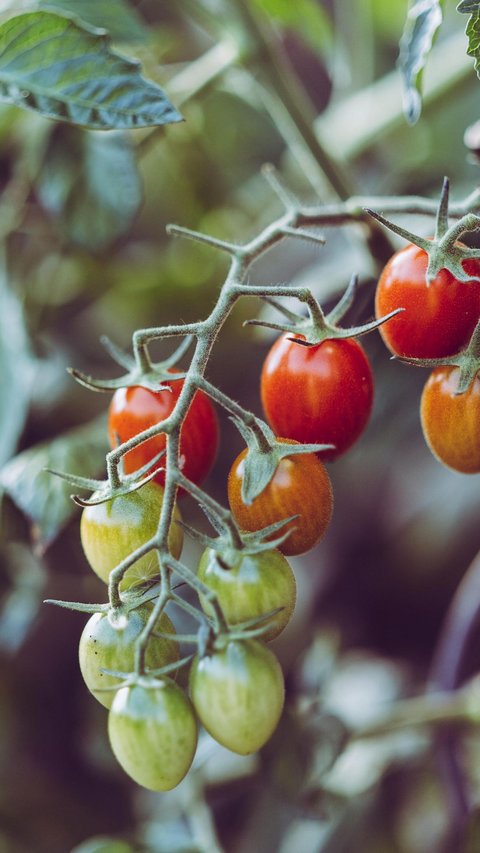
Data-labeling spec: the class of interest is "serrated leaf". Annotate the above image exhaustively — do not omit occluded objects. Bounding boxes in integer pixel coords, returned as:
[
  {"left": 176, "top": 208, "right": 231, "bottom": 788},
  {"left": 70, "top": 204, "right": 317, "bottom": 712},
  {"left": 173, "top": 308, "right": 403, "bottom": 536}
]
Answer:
[
  {"left": 0, "top": 273, "right": 35, "bottom": 467},
  {"left": 398, "top": 0, "right": 443, "bottom": 125},
  {"left": 0, "top": 12, "right": 182, "bottom": 129},
  {"left": 251, "top": 0, "right": 331, "bottom": 54},
  {"left": 0, "top": 416, "right": 108, "bottom": 549},
  {"left": 38, "top": 0, "right": 149, "bottom": 43},
  {"left": 36, "top": 125, "right": 142, "bottom": 251},
  {"left": 458, "top": 0, "right": 480, "bottom": 79}
]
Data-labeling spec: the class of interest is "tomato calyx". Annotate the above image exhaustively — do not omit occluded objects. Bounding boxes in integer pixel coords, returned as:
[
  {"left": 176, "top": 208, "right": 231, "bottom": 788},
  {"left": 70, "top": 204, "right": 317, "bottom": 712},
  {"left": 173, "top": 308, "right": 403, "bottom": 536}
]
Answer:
[
  {"left": 398, "top": 317, "right": 480, "bottom": 395},
  {"left": 231, "top": 416, "right": 332, "bottom": 504},
  {"left": 69, "top": 335, "right": 191, "bottom": 394},
  {"left": 366, "top": 177, "right": 480, "bottom": 286},
  {"left": 244, "top": 274, "right": 401, "bottom": 346}
]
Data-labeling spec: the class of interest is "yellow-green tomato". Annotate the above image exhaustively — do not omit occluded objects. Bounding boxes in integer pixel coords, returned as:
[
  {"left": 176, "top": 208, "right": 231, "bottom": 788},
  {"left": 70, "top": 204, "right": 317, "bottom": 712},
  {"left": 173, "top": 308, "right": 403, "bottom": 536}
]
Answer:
[
  {"left": 189, "top": 639, "right": 284, "bottom": 755},
  {"left": 80, "top": 481, "right": 183, "bottom": 590},
  {"left": 108, "top": 676, "right": 198, "bottom": 792},
  {"left": 197, "top": 548, "right": 296, "bottom": 641},
  {"left": 79, "top": 605, "right": 179, "bottom": 709}
]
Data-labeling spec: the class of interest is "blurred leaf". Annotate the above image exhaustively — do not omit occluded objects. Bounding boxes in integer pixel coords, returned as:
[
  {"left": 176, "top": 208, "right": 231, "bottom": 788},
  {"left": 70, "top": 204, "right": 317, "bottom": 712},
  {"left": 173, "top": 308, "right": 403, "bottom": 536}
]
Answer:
[
  {"left": 0, "top": 272, "right": 35, "bottom": 467},
  {"left": 70, "top": 837, "right": 136, "bottom": 853},
  {"left": 38, "top": 0, "right": 149, "bottom": 42},
  {"left": 36, "top": 126, "right": 142, "bottom": 251},
  {"left": 398, "top": 0, "right": 443, "bottom": 125},
  {"left": 0, "top": 543, "right": 46, "bottom": 653},
  {"left": 458, "top": 1, "right": 480, "bottom": 80},
  {"left": 0, "top": 12, "right": 182, "bottom": 129},
  {"left": 0, "top": 415, "right": 107, "bottom": 549},
  {"left": 251, "top": 0, "right": 332, "bottom": 53}
]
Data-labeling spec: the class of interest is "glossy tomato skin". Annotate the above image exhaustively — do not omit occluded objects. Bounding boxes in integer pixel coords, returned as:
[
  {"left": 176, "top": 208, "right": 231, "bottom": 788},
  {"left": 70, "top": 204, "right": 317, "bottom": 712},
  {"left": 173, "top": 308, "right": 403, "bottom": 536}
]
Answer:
[
  {"left": 375, "top": 243, "right": 480, "bottom": 358},
  {"left": 108, "top": 378, "right": 219, "bottom": 491},
  {"left": 80, "top": 481, "right": 183, "bottom": 590},
  {"left": 108, "top": 676, "right": 198, "bottom": 791},
  {"left": 189, "top": 639, "right": 284, "bottom": 755},
  {"left": 79, "top": 605, "right": 179, "bottom": 709},
  {"left": 227, "top": 440, "right": 333, "bottom": 556},
  {"left": 420, "top": 367, "right": 480, "bottom": 473},
  {"left": 261, "top": 335, "right": 374, "bottom": 460},
  {"left": 197, "top": 547, "right": 296, "bottom": 641}
]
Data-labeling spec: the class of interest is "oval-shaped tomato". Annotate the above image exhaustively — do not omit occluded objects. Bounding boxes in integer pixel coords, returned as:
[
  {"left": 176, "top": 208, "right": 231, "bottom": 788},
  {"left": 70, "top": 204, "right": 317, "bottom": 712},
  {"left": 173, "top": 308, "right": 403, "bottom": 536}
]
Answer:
[
  {"left": 80, "top": 481, "right": 183, "bottom": 590},
  {"left": 420, "top": 366, "right": 480, "bottom": 473},
  {"left": 375, "top": 243, "right": 480, "bottom": 358},
  {"left": 108, "top": 676, "right": 198, "bottom": 791},
  {"left": 189, "top": 639, "right": 284, "bottom": 755},
  {"left": 79, "top": 605, "right": 179, "bottom": 709},
  {"left": 261, "top": 335, "right": 374, "bottom": 460},
  {"left": 227, "top": 440, "right": 333, "bottom": 556},
  {"left": 108, "top": 379, "right": 219, "bottom": 491},
  {"left": 197, "top": 547, "right": 296, "bottom": 641}
]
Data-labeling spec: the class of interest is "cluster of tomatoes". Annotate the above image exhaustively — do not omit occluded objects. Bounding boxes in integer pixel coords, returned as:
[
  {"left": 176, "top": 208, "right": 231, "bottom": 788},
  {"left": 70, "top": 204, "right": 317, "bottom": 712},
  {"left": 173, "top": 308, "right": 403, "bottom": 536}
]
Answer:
[
  {"left": 375, "top": 242, "right": 480, "bottom": 473},
  {"left": 76, "top": 235, "right": 480, "bottom": 793}
]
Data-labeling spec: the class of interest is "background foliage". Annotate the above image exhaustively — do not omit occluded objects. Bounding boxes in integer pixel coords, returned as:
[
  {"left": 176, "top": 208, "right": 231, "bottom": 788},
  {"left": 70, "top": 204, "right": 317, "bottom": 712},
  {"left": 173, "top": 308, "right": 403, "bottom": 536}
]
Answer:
[{"left": 1, "top": 0, "right": 480, "bottom": 851}]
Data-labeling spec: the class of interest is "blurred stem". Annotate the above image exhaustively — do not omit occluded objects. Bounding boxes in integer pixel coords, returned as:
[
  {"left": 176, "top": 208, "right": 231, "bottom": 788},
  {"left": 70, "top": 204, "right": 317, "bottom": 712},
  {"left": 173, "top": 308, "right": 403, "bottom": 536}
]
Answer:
[{"left": 352, "top": 691, "right": 472, "bottom": 741}]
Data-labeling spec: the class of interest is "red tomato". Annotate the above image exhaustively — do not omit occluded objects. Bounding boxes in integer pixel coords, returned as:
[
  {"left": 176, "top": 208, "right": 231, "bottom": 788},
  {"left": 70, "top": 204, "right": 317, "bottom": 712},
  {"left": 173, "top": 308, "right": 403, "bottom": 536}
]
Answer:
[
  {"left": 375, "top": 243, "right": 480, "bottom": 358},
  {"left": 261, "top": 335, "right": 374, "bottom": 460},
  {"left": 420, "top": 366, "right": 480, "bottom": 474},
  {"left": 227, "top": 439, "right": 333, "bottom": 556},
  {"left": 108, "top": 377, "right": 219, "bottom": 490}
]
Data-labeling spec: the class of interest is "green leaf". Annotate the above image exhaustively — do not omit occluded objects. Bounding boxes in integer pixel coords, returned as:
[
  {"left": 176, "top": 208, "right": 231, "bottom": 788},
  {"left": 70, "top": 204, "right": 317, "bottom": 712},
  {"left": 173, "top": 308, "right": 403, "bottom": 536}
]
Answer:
[
  {"left": 0, "top": 416, "right": 108, "bottom": 549},
  {"left": 0, "top": 272, "right": 35, "bottom": 467},
  {"left": 38, "top": 0, "right": 149, "bottom": 42},
  {"left": 36, "top": 125, "right": 142, "bottom": 251},
  {"left": 398, "top": 0, "right": 443, "bottom": 125},
  {"left": 251, "top": 0, "right": 331, "bottom": 53},
  {"left": 458, "top": 1, "right": 480, "bottom": 79},
  {"left": 0, "top": 12, "right": 182, "bottom": 129}
]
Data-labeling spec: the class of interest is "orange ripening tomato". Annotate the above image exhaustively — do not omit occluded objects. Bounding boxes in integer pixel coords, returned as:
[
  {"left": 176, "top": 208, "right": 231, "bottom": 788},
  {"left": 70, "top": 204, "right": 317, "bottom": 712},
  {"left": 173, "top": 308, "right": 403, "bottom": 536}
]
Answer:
[
  {"left": 261, "top": 335, "right": 374, "bottom": 460},
  {"left": 108, "top": 376, "right": 219, "bottom": 491},
  {"left": 227, "top": 439, "right": 333, "bottom": 556},
  {"left": 420, "top": 366, "right": 480, "bottom": 474},
  {"left": 375, "top": 243, "right": 480, "bottom": 358}
]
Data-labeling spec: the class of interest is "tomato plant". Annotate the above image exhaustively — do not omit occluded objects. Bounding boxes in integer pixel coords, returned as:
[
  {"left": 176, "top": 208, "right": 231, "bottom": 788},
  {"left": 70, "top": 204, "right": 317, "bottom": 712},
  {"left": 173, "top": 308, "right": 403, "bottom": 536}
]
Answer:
[
  {"left": 227, "top": 440, "right": 333, "bottom": 556},
  {"left": 79, "top": 605, "right": 179, "bottom": 709},
  {"left": 260, "top": 334, "right": 374, "bottom": 460},
  {"left": 108, "top": 676, "right": 198, "bottom": 791},
  {"left": 197, "top": 547, "right": 296, "bottom": 641},
  {"left": 108, "top": 380, "right": 219, "bottom": 491},
  {"left": 375, "top": 243, "right": 480, "bottom": 358},
  {"left": 189, "top": 639, "right": 284, "bottom": 755},
  {"left": 420, "top": 366, "right": 480, "bottom": 474},
  {"left": 80, "top": 481, "right": 183, "bottom": 590}
]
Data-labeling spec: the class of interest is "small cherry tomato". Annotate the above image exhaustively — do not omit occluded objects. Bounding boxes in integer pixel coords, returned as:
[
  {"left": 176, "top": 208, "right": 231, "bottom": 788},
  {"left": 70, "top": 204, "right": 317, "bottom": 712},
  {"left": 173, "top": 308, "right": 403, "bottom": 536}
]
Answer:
[
  {"left": 261, "top": 335, "right": 374, "bottom": 460},
  {"left": 108, "top": 676, "right": 198, "bottom": 791},
  {"left": 420, "top": 366, "right": 480, "bottom": 473},
  {"left": 375, "top": 243, "right": 480, "bottom": 358},
  {"left": 197, "top": 547, "right": 296, "bottom": 641},
  {"left": 227, "top": 440, "right": 333, "bottom": 556},
  {"left": 108, "top": 378, "right": 219, "bottom": 491},
  {"left": 189, "top": 639, "right": 284, "bottom": 755},
  {"left": 80, "top": 481, "right": 183, "bottom": 590},
  {"left": 79, "top": 605, "right": 179, "bottom": 709}
]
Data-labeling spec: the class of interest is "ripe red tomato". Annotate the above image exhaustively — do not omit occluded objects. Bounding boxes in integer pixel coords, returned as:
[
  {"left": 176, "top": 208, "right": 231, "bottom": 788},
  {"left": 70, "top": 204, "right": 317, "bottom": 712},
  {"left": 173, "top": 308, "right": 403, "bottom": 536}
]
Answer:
[
  {"left": 420, "top": 367, "right": 480, "bottom": 473},
  {"left": 261, "top": 335, "right": 374, "bottom": 460},
  {"left": 108, "top": 377, "right": 219, "bottom": 490},
  {"left": 375, "top": 243, "right": 480, "bottom": 358},
  {"left": 227, "top": 440, "right": 333, "bottom": 556}
]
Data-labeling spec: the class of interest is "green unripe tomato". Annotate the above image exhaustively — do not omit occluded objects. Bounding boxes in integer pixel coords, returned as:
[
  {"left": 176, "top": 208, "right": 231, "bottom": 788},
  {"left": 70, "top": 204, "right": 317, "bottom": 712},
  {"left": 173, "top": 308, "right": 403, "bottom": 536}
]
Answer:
[
  {"left": 80, "top": 481, "right": 183, "bottom": 590},
  {"left": 197, "top": 547, "right": 296, "bottom": 641},
  {"left": 189, "top": 639, "right": 284, "bottom": 755},
  {"left": 79, "top": 605, "right": 179, "bottom": 709},
  {"left": 108, "top": 676, "right": 198, "bottom": 792},
  {"left": 70, "top": 838, "right": 133, "bottom": 853}
]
